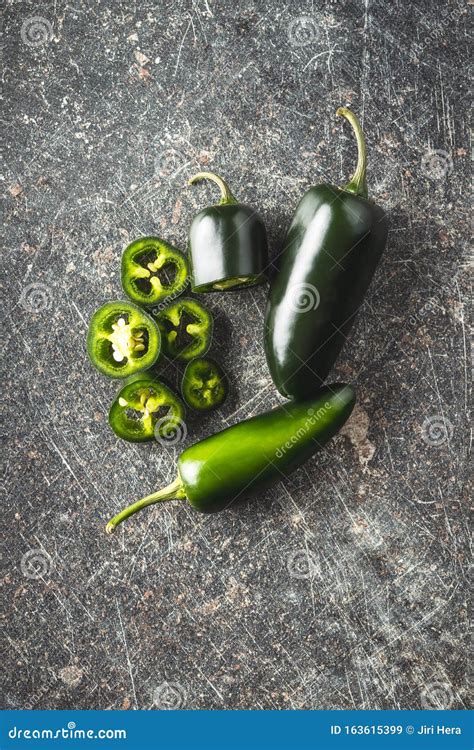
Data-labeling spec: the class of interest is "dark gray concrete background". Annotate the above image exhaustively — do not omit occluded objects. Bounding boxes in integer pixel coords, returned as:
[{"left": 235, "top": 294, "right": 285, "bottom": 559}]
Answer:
[{"left": 2, "top": 0, "right": 471, "bottom": 711}]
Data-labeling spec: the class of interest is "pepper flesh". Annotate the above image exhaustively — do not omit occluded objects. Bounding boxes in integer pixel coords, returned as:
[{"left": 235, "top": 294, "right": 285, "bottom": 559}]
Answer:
[
  {"left": 121, "top": 236, "right": 188, "bottom": 307},
  {"left": 181, "top": 357, "right": 227, "bottom": 411},
  {"left": 264, "top": 108, "right": 388, "bottom": 399},
  {"left": 154, "top": 297, "right": 212, "bottom": 361},
  {"left": 87, "top": 301, "right": 161, "bottom": 378},
  {"left": 188, "top": 172, "right": 269, "bottom": 292},
  {"left": 105, "top": 384, "right": 355, "bottom": 532},
  {"left": 109, "top": 375, "right": 185, "bottom": 442}
]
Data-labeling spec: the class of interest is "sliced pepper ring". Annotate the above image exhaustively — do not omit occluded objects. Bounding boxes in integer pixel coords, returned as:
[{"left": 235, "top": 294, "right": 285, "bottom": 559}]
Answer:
[
  {"left": 109, "top": 375, "right": 186, "bottom": 443},
  {"left": 87, "top": 301, "right": 161, "bottom": 378},
  {"left": 121, "top": 236, "right": 189, "bottom": 307},
  {"left": 181, "top": 357, "right": 227, "bottom": 411},
  {"left": 154, "top": 297, "right": 213, "bottom": 361}
]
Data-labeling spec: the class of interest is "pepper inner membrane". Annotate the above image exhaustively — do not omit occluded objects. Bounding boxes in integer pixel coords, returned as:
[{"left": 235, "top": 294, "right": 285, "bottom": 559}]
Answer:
[
  {"left": 162, "top": 309, "right": 202, "bottom": 352},
  {"left": 190, "top": 372, "right": 222, "bottom": 404},
  {"left": 133, "top": 250, "right": 181, "bottom": 296},
  {"left": 119, "top": 389, "right": 176, "bottom": 432},
  {"left": 212, "top": 276, "right": 255, "bottom": 290},
  {"left": 105, "top": 314, "right": 149, "bottom": 364}
]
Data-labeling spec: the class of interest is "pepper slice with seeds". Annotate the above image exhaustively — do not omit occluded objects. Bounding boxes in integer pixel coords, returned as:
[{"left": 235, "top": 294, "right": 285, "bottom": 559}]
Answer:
[
  {"left": 87, "top": 301, "right": 161, "bottom": 378},
  {"left": 181, "top": 357, "right": 227, "bottom": 411},
  {"left": 153, "top": 298, "right": 213, "bottom": 361},
  {"left": 121, "top": 236, "right": 189, "bottom": 307},
  {"left": 109, "top": 375, "right": 185, "bottom": 442}
]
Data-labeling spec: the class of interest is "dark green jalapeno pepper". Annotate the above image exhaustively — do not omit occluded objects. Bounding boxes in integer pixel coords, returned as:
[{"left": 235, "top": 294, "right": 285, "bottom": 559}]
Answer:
[
  {"left": 121, "top": 236, "right": 188, "bottom": 307},
  {"left": 181, "top": 357, "right": 227, "bottom": 411},
  {"left": 87, "top": 301, "right": 161, "bottom": 378},
  {"left": 154, "top": 297, "right": 212, "bottom": 361},
  {"left": 109, "top": 374, "right": 185, "bottom": 443},
  {"left": 187, "top": 171, "right": 269, "bottom": 292},
  {"left": 265, "top": 108, "right": 388, "bottom": 400},
  {"left": 105, "top": 383, "right": 355, "bottom": 532}
]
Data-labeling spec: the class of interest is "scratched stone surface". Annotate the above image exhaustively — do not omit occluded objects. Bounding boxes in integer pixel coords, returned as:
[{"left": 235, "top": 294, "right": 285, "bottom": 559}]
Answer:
[{"left": 2, "top": 0, "right": 471, "bottom": 712}]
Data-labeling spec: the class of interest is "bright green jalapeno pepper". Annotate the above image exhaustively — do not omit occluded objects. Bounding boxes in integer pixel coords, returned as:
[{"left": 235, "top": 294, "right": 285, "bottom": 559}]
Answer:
[
  {"left": 121, "top": 236, "right": 189, "bottom": 307},
  {"left": 87, "top": 301, "right": 161, "bottom": 378},
  {"left": 153, "top": 297, "right": 213, "bottom": 361},
  {"left": 105, "top": 384, "right": 355, "bottom": 532},
  {"left": 109, "top": 374, "right": 185, "bottom": 443},
  {"left": 181, "top": 357, "right": 227, "bottom": 411}
]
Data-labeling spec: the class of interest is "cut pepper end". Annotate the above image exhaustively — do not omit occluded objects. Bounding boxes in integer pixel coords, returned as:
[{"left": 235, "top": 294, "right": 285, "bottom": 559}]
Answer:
[{"left": 193, "top": 273, "right": 267, "bottom": 293}]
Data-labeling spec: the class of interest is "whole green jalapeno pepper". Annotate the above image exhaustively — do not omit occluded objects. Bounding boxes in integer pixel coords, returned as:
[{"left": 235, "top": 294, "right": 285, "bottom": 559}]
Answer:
[
  {"left": 187, "top": 171, "right": 269, "bottom": 292},
  {"left": 121, "top": 236, "right": 188, "bottom": 308},
  {"left": 109, "top": 374, "right": 185, "bottom": 443},
  {"left": 181, "top": 357, "right": 227, "bottom": 411},
  {"left": 264, "top": 108, "right": 388, "bottom": 400},
  {"left": 87, "top": 301, "right": 161, "bottom": 378},
  {"left": 153, "top": 297, "right": 213, "bottom": 361},
  {"left": 105, "top": 383, "right": 355, "bottom": 533}
]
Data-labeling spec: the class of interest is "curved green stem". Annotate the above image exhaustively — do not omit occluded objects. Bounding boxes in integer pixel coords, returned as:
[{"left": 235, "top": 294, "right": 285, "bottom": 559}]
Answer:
[
  {"left": 336, "top": 107, "right": 368, "bottom": 198},
  {"left": 105, "top": 476, "right": 186, "bottom": 534},
  {"left": 188, "top": 171, "right": 237, "bottom": 205}
]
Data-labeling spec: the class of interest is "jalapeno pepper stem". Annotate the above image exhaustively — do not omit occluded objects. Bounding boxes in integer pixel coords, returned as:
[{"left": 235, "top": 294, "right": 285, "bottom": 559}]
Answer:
[
  {"left": 336, "top": 107, "right": 368, "bottom": 199},
  {"left": 105, "top": 476, "right": 186, "bottom": 534},
  {"left": 188, "top": 171, "right": 238, "bottom": 206}
]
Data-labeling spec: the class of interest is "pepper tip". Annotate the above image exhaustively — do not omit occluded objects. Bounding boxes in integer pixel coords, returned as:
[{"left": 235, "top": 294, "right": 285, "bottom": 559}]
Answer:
[{"left": 105, "top": 522, "right": 115, "bottom": 535}]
